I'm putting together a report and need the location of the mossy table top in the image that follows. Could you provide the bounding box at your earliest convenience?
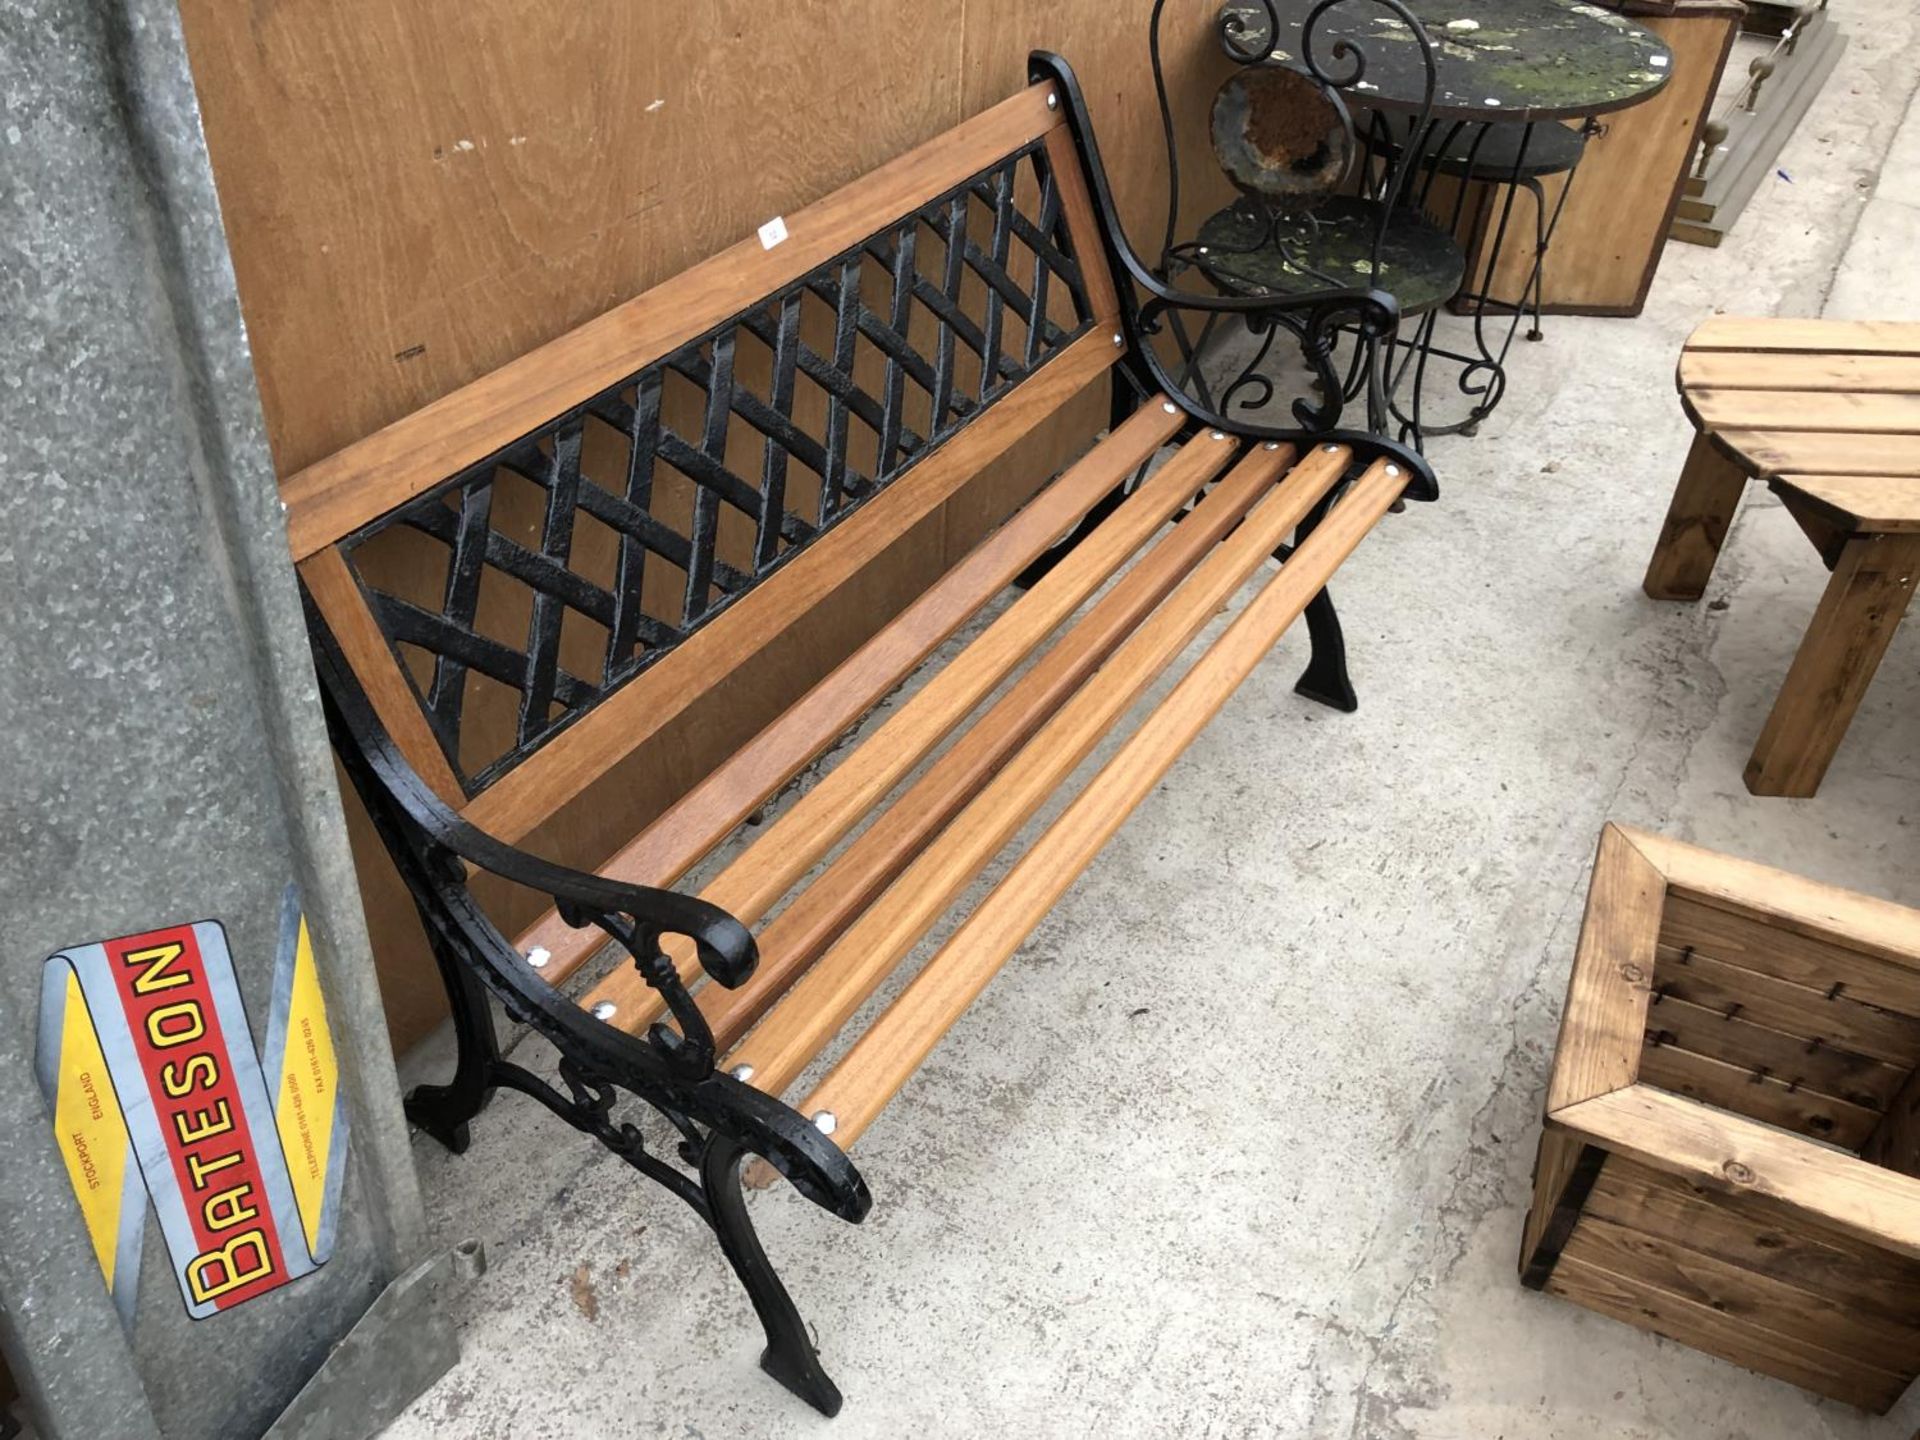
[1222,0,1674,123]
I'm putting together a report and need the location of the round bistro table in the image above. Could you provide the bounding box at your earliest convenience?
[1210,0,1675,442]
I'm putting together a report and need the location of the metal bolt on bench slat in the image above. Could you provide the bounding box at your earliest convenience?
[1210,430,1226,441]
[731,1064,755,1083]
[591,1001,617,1021]
[1161,401,1178,414]
[1046,92,1058,109]
[1323,443,1340,453]
[1112,332,1124,347]
[525,946,551,970]
[812,1111,838,1136]
[1263,441,1280,450]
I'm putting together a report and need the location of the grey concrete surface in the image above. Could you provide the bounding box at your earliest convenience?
[385,11,1920,1438]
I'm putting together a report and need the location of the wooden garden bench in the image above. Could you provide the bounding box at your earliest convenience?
[290,53,1433,1415]
[1644,316,1920,797]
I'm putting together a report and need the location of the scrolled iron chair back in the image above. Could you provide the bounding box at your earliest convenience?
[1134,2,1439,443]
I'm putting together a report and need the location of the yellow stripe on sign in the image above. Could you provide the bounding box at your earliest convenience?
[274,917,340,1255]
[53,970,133,1287]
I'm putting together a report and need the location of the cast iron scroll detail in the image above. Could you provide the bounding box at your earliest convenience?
[1133,3,1450,448]
[310,611,867,1413]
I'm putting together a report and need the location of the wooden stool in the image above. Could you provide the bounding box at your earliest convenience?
[1644,317,1920,797]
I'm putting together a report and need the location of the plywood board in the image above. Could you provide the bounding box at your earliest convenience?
[178,0,1238,1048]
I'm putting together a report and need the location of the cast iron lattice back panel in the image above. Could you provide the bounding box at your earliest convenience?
[339,139,1094,794]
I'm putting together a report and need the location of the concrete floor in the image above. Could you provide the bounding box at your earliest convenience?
[387,13,1920,1438]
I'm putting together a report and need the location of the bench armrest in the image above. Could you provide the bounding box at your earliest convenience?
[1029,48,1438,503]
[305,614,753,1075]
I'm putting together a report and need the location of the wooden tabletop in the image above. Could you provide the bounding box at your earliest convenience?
[1679,316,1920,534]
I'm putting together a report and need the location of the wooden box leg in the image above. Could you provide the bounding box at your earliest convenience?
[1643,432,1751,601]
[1746,533,1920,797]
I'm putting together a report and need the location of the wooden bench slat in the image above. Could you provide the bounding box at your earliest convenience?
[721,442,1352,1099]
[1709,429,1920,479]
[1042,126,1122,330]
[459,324,1120,841]
[513,398,1184,984]
[1687,389,1920,435]
[1686,317,1920,358]
[579,424,1240,1020]
[1679,351,1920,395]
[795,457,1410,1149]
[279,83,1069,561]
[693,441,1296,1051]
[1774,474,1920,533]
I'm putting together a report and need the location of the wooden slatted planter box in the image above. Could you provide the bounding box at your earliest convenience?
[1521,824,1920,1413]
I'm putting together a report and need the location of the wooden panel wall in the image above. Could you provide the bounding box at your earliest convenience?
[177,0,1238,1049]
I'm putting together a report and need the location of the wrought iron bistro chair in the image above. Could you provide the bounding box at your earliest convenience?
[1150,0,1466,441]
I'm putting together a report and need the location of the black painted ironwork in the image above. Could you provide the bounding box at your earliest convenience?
[1026,51,1437,500]
[1370,109,1594,445]
[1144,1,1458,446]
[310,608,867,1412]
[338,139,1094,794]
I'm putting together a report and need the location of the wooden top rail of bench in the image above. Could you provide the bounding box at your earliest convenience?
[281,82,1086,561]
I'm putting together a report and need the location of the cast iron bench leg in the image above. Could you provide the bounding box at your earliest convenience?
[405,929,501,1154]
[1295,586,1358,713]
[701,1135,845,1416]
[1281,488,1359,712]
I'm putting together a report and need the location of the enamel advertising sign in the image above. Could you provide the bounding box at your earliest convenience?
[35,888,348,1322]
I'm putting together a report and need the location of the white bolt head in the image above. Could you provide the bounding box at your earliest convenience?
[526,947,551,970]
[1387,464,1401,477]
[812,1110,838,1136]
[1322,443,1340,453]
[730,1063,755,1083]
[1198,245,1209,254]
[1161,400,1179,414]
[1112,332,1124,347]
[591,1001,616,1021]
[1263,440,1281,451]
[1046,92,1059,110]
[1210,429,1227,441]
